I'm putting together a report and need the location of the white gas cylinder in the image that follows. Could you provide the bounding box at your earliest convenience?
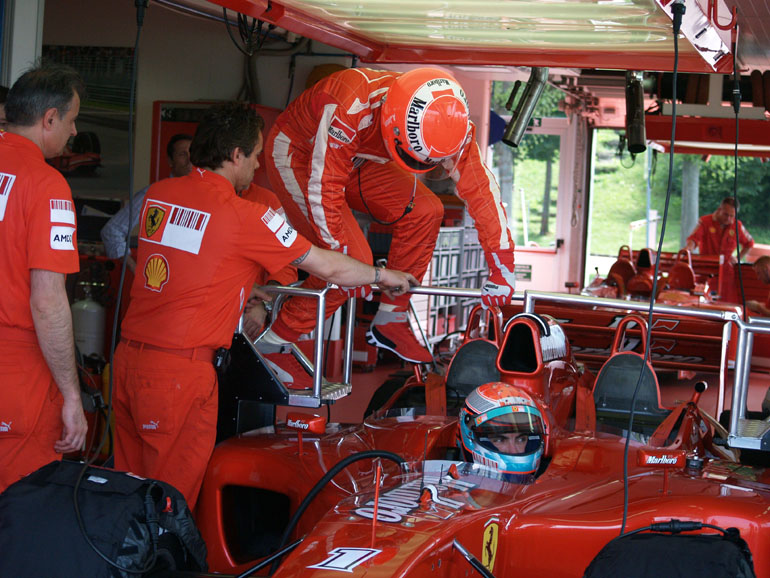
[71,297,105,358]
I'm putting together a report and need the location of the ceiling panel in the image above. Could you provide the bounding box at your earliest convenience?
[208,0,751,73]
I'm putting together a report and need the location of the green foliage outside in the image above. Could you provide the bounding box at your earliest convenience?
[489,80,770,256]
[490,81,564,247]
[592,130,770,256]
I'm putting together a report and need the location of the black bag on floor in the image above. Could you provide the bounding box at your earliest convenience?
[0,460,207,578]
[583,529,755,578]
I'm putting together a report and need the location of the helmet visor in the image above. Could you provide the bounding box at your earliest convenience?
[472,406,545,457]
[394,140,441,173]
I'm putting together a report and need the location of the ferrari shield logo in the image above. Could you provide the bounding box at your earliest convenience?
[145,205,166,237]
[482,521,499,571]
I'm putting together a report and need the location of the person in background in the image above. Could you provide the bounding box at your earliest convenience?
[259,66,516,386]
[685,197,754,303]
[0,85,9,129]
[100,133,192,271]
[747,256,770,317]
[0,64,88,492]
[112,102,416,509]
[685,197,754,265]
[239,182,298,339]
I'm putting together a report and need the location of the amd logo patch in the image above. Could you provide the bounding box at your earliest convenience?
[50,226,76,250]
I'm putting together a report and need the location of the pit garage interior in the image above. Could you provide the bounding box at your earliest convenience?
[2,0,770,576]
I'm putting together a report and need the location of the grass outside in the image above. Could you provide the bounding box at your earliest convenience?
[590,130,683,256]
[492,127,770,278]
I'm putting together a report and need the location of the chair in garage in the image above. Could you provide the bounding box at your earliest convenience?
[666,249,697,292]
[592,315,671,437]
[443,305,503,411]
[606,245,637,297]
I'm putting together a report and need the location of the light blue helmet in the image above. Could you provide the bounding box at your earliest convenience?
[458,382,545,477]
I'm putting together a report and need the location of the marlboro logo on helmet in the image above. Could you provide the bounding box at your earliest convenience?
[381,67,470,174]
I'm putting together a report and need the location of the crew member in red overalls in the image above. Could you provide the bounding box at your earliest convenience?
[0,64,88,492]
[685,197,754,303]
[240,183,298,339]
[260,67,516,384]
[113,103,416,508]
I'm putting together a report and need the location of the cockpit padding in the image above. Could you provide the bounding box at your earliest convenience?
[667,262,696,291]
[593,352,670,435]
[499,323,538,374]
[445,339,500,399]
[636,248,654,269]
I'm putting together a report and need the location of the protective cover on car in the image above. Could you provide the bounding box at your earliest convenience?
[0,460,208,578]
[583,530,755,578]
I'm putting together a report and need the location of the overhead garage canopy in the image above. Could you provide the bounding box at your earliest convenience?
[208,0,734,73]
[646,115,770,157]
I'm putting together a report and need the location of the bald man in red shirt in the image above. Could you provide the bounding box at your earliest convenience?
[685,197,754,264]
[113,103,415,508]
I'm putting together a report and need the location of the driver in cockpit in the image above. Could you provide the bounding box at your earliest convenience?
[457,382,547,484]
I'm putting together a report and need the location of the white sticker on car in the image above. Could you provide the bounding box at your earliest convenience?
[308,548,381,572]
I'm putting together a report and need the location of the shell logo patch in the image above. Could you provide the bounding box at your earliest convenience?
[145,205,166,237]
[144,253,170,292]
[482,520,499,572]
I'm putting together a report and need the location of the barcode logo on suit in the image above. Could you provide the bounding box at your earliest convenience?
[141,198,210,255]
[0,172,16,221]
[50,199,75,225]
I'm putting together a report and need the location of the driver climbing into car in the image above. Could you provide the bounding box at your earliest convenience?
[256,67,516,387]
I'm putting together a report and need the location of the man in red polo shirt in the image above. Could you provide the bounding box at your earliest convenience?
[0,64,88,492]
[685,197,754,264]
[113,103,415,509]
[685,197,754,303]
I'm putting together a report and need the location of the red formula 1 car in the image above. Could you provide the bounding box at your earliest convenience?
[584,246,720,303]
[47,131,101,175]
[195,295,770,577]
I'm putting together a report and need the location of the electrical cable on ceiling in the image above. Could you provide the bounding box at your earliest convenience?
[222,7,278,102]
[618,0,686,537]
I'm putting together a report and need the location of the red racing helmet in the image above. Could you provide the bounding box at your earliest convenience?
[381,68,470,174]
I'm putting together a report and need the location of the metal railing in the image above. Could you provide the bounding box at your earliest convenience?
[242,285,769,451]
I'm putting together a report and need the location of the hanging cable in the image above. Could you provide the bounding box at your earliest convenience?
[357,167,415,226]
[730,25,748,321]
[619,0,686,537]
[71,2,162,574]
